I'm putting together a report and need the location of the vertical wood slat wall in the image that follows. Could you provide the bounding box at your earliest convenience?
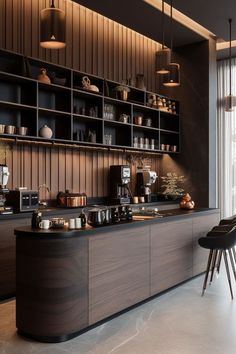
[0,0,162,198]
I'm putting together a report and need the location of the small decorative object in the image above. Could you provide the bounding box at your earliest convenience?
[114,84,130,101]
[39,125,53,139]
[81,76,99,92]
[135,73,146,90]
[37,68,51,84]
[160,172,185,200]
[179,193,195,210]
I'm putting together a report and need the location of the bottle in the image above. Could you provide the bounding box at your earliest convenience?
[79,212,86,227]
[31,210,42,229]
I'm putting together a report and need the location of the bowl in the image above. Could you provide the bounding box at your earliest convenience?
[53,77,67,86]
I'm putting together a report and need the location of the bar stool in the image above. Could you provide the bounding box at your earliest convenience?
[198,226,236,299]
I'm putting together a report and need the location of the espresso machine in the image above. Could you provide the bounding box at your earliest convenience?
[136,167,157,203]
[0,164,12,214]
[109,165,132,204]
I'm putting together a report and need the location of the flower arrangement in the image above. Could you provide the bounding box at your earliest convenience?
[160,172,185,200]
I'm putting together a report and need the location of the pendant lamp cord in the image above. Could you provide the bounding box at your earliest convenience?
[229,18,232,95]
[51,0,55,8]
[162,0,164,49]
[170,0,173,61]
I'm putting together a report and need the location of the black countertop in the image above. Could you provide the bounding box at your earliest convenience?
[14,207,220,239]
[0,201,179,220]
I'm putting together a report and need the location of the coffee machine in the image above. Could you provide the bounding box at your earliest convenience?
[0,164,12,214]
[136,167,157,203]
[109,165,132,204]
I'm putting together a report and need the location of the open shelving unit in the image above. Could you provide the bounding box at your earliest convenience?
[0,48,180,153]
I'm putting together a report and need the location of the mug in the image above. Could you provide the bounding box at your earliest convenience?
[75,217,82,229]
[69,218,76,229]
[132,196,139,204]
[139,196,145,203]
[39,220,52,230]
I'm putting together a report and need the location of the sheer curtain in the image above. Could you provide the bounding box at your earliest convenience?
[218,58,236,217]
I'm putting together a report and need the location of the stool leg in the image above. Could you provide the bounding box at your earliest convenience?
[223,250,234,300]
[216,250,223,274]
[232,247,236,264]
[229,248,236,282]
[210,250,218,283]
[202,249,214,297]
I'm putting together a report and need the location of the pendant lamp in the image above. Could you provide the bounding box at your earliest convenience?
[225,19,235,112]
[155,0,171,74]
[163,0,180,87]
[40,0,66,49]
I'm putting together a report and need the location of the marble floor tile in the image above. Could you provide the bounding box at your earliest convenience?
[1,269,236,354]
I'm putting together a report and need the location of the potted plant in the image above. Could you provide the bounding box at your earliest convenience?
[160,172,185,200]
[114,83,130,101]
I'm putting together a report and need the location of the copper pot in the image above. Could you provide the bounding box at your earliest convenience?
[57,190,87,207]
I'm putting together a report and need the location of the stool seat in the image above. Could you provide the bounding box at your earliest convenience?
[198,226,236,299]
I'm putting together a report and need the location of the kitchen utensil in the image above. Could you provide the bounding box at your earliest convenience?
[119,114,129,123]
[144,118,152,127]
[39,219,52,230]
[134,116,143,125]
[5,125,15,134]
[57,190,87,207]
[17,126,28,136]
[0,124,5,134]
[37,68,51,84]
[87,208,105,227]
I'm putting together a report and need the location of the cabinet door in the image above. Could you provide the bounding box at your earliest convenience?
[89,226,150,325]
[192,213,220,276]
[0,218,31,299]
[150,219,193,296]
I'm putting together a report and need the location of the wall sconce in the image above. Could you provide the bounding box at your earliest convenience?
[40,0,66,49]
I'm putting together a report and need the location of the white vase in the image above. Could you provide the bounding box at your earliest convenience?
[39,125,53,139]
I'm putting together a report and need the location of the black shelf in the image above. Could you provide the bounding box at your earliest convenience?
[0,48,180,154]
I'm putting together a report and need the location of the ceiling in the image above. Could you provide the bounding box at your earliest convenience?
[73,0,236,59]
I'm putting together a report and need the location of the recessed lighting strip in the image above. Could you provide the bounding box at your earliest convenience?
[143,0,215,40]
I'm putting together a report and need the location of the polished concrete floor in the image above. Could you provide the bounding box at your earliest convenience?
[1,270,236,354]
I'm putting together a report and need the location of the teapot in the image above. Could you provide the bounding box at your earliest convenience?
[81,76,99,92]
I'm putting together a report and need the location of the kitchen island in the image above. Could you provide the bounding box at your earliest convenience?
[15,208,220,343]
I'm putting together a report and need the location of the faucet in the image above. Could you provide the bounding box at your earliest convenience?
[38,184,50,208]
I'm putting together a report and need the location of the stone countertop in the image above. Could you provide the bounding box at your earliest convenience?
[14,207,220,239]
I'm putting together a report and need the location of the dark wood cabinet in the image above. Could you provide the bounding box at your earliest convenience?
[150,219,193,295]
[0,218,31,300]
[0,48,180,153]
[88,226,150,324]
[192,213,220,276]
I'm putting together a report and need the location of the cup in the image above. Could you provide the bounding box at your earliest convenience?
[144,138,149,149]
[139,196,145,203]
[165,144,170,151]
[132,196,139,204]
[160,144,165,151]
[39,220,52,230]
[75,217,82,229]
[150,139,155,150]
[170,145,177,152]
[139,137,144,149]
[69,218,76,229]
[5,125,15,134]
[133,136,138,148]
[17,126,28,136]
